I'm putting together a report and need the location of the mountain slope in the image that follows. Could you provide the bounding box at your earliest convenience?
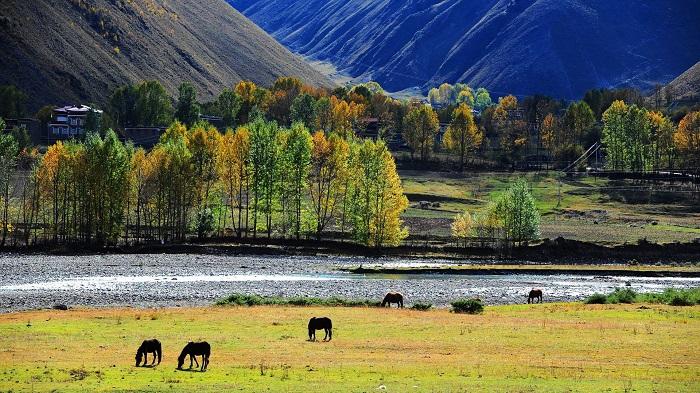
[666,61,700,100]
[0,0,331,110]
[231,0,700,99]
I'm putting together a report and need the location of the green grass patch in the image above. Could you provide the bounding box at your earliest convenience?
[215,293,381,307]
[585,287,700,306]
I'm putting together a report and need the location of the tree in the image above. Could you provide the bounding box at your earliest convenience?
[493,178,540,244]
[403,105,439,161]
[290,93,317,130]
[216,88,242,129]
[0,85,27,119]
[675,111,700,170]
[473,88,492,112]
[602,100,628,170]
[442,103,483,170]
[248,119,280,238]
[36,105,55,133]
[0,132,19,246]
[280,123,312,239]
[217,127,250,237]
[451,211,473,247]
[109,84,139,129]
[235,81,270,124]
[348,139,408,247]
[329,96,365,139]
[309,131,349,239]
[84,106,102,134]
[493,95,527,165]
[647,111,675,170]
[135,81,174,126]
[175,82,200,126]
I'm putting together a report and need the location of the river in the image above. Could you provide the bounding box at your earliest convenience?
[1,254,698,311]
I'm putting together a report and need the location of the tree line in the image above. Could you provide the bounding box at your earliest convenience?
[0,114,408,247]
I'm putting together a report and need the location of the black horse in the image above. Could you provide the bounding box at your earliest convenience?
[135,339,162,367]
[308,317,333,341]
[528,289,543,304]
[177,342,210,371]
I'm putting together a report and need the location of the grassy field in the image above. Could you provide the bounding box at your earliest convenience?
[1,304,699,392]
[401,170,700,245]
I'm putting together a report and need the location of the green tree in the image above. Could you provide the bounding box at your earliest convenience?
[216,88,242,129]
[403,105,439,161]
[290,93,317,130]
[493,178,540,244]
[84,105,102,135]
[474,88,492,112]
[0,131,19,246]
[248,119,280,238]
[602,100,628,170]
[175,82,201,126]
[135,81,173,126]
[280,123,312,239]
[0,85,27,119]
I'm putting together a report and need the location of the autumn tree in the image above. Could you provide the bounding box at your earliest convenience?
[348,139,408,247]
[403,105,439,161]
[329,96,365,139]
[235,81,270,124]
[451,211,473,247]
[675,111,700,170]
[493,95,527,165]
[443,103,483,170]
[647,111,675,170]
[309,131,349,239]
[217,127,250,237]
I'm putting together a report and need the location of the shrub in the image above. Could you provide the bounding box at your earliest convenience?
[451,298,484,314]
[584,293,608,304]
[216,294,380,307]
[607,288,638,304]
[410,302,433,311]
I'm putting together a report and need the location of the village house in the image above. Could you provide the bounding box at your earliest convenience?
[47,105,102,143]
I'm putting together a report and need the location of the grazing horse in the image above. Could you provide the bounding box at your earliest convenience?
[177,342,210,371]
[528,289,543,304]
[135,339,162,367]
[308,317,332,341]
[381,292,404,308]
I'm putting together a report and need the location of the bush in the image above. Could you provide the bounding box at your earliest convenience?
[410,302,433,311]
[584,293,608,304]
[451,298,484,314]
[607,288,638,304]
[216,294,380,307]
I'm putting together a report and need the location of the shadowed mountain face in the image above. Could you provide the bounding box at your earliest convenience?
[0,0,331,110]
[231,0,700,98]
[666,61,700,100]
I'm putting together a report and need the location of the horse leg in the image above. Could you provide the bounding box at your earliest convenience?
[151,352,156,365]
[143,353,147,365]
[192,355,199,368]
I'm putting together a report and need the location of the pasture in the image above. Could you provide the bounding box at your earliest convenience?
[1,304,699,392]
[400,170,700,245]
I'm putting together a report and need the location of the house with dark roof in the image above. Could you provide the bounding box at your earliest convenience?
[47,105,102,143]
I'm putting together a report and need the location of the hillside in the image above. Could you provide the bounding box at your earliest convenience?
[666,61,700,101]
[0,0,331,111]
[231,0,700,99]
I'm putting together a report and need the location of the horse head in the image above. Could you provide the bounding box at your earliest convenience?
[135,351,143,367]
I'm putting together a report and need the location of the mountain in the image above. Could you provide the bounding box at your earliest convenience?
[666,61,700,101]
[230,0,700,99]
[0,0,331,111]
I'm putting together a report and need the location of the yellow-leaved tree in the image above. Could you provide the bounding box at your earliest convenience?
[674,111,700,169]
[442,103,483,170]
[451,211,474,247]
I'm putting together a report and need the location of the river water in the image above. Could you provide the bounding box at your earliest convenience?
[1,254,698,311]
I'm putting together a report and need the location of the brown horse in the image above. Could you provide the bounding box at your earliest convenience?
[135,339,162,367]
[528,289,543,304]
[308,317,332,341]
[381,292,404,308]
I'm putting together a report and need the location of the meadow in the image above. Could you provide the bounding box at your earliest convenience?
[1,304,698,392]
[400,170,700,245]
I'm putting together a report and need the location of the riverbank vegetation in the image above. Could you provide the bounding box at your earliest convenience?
[585,287,700,306]
[1,304,698,392]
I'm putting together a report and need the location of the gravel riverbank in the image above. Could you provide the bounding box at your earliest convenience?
[1,253,699,312]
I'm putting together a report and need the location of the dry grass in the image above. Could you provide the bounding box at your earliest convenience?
[0,304,698,392]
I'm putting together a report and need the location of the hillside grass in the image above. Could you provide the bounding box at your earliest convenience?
[1,304,698,392]
[401,170,700,245]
